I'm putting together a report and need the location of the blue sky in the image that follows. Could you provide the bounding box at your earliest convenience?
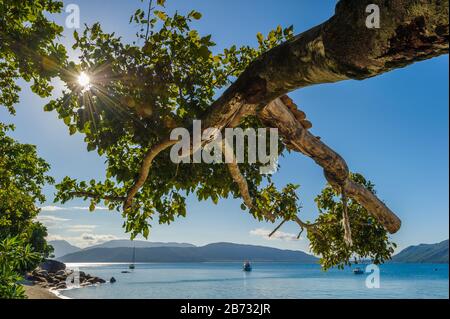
[1,0,448,251]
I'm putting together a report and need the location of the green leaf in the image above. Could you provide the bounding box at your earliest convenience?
[69,125,77,135]
[155,10,167,21]
[199,46,210,59]
[192,12,202,20]
[256,32,264,44]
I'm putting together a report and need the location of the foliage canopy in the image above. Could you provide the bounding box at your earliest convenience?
[0,0,402,270]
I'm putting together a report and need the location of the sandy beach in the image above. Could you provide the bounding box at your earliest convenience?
[23,285,60,299]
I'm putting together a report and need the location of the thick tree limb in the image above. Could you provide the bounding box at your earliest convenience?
[69,0,447,236]
[125,0,447,219]
[190,1,447,234]
[202,0,448,133]
[259,97,402,233]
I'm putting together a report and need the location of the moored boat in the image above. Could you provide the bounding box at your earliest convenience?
[353,267,364,275]
[243,261,252,272]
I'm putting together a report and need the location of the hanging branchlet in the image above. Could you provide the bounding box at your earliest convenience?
[269,218,287,237]
[297,227,304,239]
[341,186,353,247]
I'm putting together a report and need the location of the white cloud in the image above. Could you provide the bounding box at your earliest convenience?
[37,215,71,222]
[250,228,300,241]
[67,224,97,233]
[36,215,71,229]
[47,233,121,248]
[72,206,110,211]
[40,206,67,212]
[37,216,97,234]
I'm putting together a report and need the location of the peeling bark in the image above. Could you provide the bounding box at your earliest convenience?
[259,98,402,234]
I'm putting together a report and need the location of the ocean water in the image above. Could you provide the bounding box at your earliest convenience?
[59,263,449,299]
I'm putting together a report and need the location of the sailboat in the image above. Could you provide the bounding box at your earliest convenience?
[129,246,136,270]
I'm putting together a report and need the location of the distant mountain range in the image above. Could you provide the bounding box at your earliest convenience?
[49,240,195,258]
[50,240,82,258]
[57,242,319,263]
[51,239,449,264]
[89,239,195,250]
[392,240,448,264]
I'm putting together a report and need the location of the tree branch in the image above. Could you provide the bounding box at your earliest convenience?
[223,138,320,231]
[201,0,448,133]
[123,139,177,211]
[259,97,401,233]
[145,0,153,41]
[77,0,447,234]
[68,191,126,202]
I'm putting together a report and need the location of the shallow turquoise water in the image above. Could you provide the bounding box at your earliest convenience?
[60,263,449,299]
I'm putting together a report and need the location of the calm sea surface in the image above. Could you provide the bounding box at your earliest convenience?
[59,263,449,299]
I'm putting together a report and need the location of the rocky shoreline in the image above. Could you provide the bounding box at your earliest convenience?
[25,260,106,291]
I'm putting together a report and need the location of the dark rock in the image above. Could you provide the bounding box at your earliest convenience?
[110,277,116,283]
[55,283,67,290]
[56,270,66,276]
[34,269,49,277]
[34,276,48,283]
[55,275,66,281]
[39,260,66,273]
[89,277,105,284]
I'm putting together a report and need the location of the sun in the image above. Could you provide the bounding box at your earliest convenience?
[78,72,91,91]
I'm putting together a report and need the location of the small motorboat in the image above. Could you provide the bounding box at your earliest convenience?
[353,267,364,275]
[243,261,252,272]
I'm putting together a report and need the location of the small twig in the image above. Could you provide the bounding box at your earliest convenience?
[269,218,287,237]
[68,191,126,202]
[341,186,353,246]
[145,0,153,41]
